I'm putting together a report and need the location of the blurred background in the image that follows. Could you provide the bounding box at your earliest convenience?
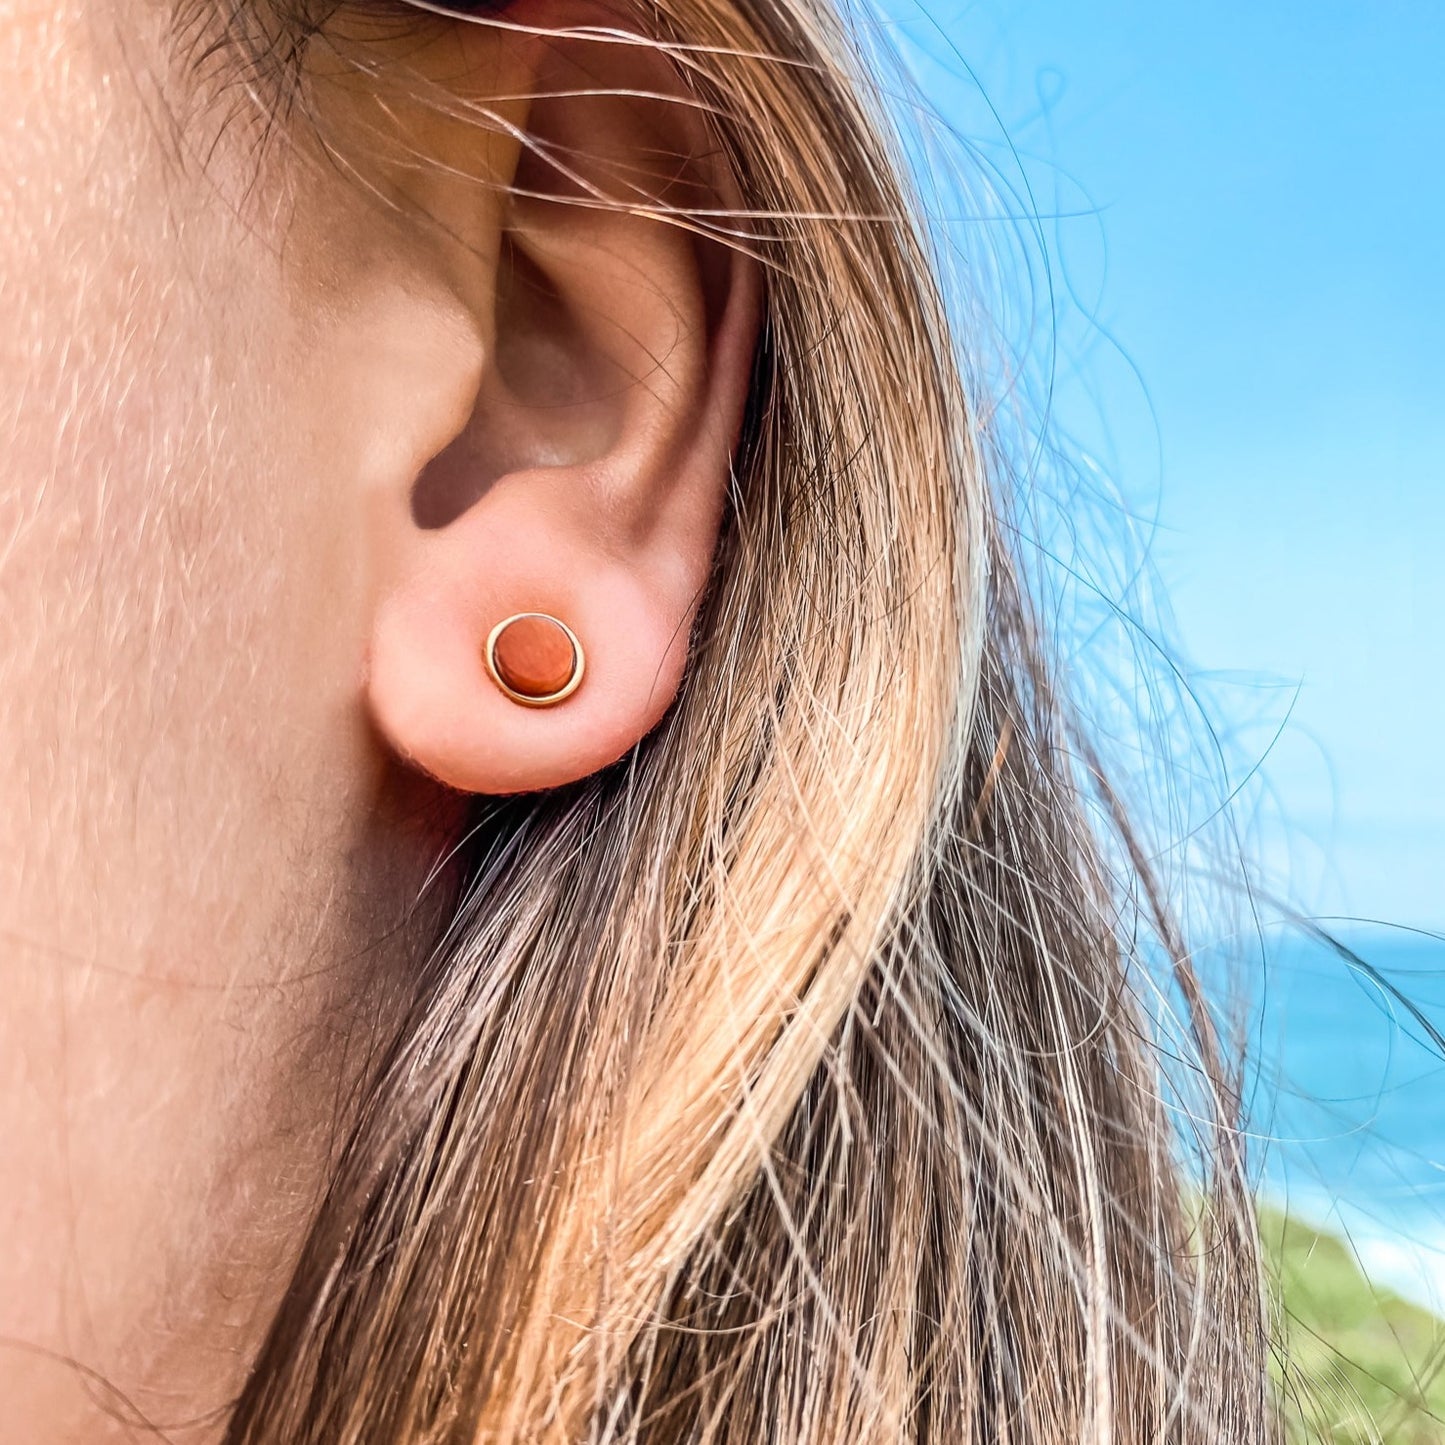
[869,0,1445,1428]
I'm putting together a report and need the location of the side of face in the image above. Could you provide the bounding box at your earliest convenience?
[0,0,756,1437]
[0,2,421,1435]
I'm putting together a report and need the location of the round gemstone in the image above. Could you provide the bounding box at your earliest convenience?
[490,614,578,700]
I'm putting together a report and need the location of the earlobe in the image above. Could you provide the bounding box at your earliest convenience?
[368,490,695,794]
[348,12,760,795]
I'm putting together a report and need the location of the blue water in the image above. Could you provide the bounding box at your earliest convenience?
[1248,928,1445,1304]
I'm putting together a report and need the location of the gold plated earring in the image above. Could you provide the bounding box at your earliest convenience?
[485,612,585,707]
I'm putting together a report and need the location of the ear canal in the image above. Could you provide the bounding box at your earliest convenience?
[411,233,622,533]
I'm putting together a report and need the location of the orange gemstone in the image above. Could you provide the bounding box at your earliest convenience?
[490,614,578,700]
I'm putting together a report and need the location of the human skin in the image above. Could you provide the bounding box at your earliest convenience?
[0,1,755,1438]
[0,3,445,1436]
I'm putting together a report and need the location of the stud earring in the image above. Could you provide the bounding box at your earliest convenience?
[485,612,585,707]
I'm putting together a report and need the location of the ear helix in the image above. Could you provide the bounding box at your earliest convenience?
[484,612,586,708]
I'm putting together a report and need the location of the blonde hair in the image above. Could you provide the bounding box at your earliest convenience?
[205,0,1274,1438]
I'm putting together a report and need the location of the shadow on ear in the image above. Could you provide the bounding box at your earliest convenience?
[311,3,760,794]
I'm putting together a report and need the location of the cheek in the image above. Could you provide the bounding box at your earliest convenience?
[0,0,387,1413]
[0,37,372,968]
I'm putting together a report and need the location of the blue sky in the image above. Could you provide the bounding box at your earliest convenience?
[877,0,1445,929]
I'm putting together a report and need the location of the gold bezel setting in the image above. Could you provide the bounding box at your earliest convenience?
[484,612,586,708]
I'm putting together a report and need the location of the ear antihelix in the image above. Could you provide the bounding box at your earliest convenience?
[484,611,586,707]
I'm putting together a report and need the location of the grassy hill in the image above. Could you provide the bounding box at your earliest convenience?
[1267,1208,1445,1443]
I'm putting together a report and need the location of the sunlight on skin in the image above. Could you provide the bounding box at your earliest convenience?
[0,4,449,1435]
[0,0,756,1435]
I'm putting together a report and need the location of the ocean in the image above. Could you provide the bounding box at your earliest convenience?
[1249,927,1445,1308]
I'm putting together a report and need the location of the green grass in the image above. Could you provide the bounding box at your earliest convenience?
[1266,1207,1445,1443]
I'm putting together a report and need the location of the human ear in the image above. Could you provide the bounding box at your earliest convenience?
[311,5,759,795]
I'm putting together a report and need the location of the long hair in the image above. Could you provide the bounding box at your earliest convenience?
[193,0,1276,1438]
